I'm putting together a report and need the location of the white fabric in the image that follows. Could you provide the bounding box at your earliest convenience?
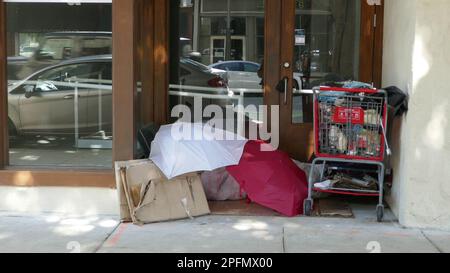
[150,123,248,179]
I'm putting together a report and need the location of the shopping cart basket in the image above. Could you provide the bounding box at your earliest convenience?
[303,86,391,222]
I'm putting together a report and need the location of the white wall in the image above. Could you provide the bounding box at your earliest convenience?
[382,0,417,223]
[383,0,450,230]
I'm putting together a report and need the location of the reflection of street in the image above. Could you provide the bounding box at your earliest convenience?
[9,135,112,168]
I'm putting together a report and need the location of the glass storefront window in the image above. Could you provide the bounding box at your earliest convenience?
[6,2,113,168]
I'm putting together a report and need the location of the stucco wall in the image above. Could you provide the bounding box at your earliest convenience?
[383,0,450,230]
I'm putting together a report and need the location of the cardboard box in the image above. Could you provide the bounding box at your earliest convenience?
[115,160,210,224]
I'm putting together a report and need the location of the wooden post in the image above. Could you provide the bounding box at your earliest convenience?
[112,0,137,161]
[153,0,169,125]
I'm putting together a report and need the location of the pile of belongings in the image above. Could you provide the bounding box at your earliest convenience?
[117,122,310,224]
[226,140,309,216]
[314,173,379,191]
[201,168,246,201]
[150,122,248,179]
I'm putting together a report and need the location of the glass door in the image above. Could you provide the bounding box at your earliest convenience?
[169,0,265,138]
[166,0,381,161]
[277,0,379,161]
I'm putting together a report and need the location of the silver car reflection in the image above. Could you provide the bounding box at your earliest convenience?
[8,55,113,137]
[8,55,228,136]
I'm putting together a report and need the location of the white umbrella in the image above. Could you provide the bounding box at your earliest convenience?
[150,122,248,179]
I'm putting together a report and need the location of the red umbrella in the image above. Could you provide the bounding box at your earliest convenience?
[226,140,309,217]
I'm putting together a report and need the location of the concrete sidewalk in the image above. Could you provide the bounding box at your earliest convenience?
[0,205,449,253]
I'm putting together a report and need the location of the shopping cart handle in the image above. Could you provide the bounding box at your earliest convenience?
[319,86,379,94]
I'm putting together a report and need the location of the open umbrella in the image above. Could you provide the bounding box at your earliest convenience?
[226,140,309,217]
[150,122,248,179]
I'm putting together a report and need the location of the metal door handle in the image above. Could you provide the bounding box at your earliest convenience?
[276,77,289,105]
[283,77,288,105]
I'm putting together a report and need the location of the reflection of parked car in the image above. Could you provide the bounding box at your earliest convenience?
[209,61,260,90]
[10,32,112,80]
[20,46,39,58]
[7,56,29,82]
[209,61,302,90]
[8,55,113,136]
[179,58,228,89]
[172,58,229,115]
[8,55,228,136]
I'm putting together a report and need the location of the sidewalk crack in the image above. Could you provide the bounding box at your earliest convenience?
[93,222,122,253]
[421,230,444,253]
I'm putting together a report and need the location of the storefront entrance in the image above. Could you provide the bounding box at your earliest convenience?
[168,0,383,162]
[0,0,383,188]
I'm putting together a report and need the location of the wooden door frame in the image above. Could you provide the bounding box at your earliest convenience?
[359,0,384,88]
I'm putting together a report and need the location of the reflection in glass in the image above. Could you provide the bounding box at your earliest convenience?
[294,0,361,89]
[170,0,265,137]
[7,3,112,168]
[292,0,361,124]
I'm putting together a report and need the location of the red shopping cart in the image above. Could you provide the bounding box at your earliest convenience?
[303,86,391,222]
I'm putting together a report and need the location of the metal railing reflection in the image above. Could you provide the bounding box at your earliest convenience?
[169,84,264,136]
[169,84,314,136]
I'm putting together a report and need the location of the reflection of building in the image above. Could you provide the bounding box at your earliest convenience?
[181,0,264,65]
[6,3,111,57]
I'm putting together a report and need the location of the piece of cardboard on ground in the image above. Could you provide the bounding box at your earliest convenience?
[314,198,354,218]
[209,200,281,217]
[115,159,210,224]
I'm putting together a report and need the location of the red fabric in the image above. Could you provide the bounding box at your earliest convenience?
[226,140,309,217]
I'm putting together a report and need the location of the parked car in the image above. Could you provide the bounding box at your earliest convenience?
[208,61,261,90]
[8,55,113,136]
[10,31,112,80]
[20,46,39,58]
[178,58,228,89]
[7,56,29,82]
[209,60,302,91]
[8,55,228,136]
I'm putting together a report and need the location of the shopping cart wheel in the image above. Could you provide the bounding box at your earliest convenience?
[377,205,384,222]
[304,199,313,216]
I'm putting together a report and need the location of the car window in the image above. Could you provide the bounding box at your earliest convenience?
[180,58,211,72]
[243,63,260,73]
[214,64,226,70]
[220,62,243,72]
[35,62,110,92]
[180,67,191,77]
[94,62,113,89]
[80,38,112,56]
[38,38,74,60]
